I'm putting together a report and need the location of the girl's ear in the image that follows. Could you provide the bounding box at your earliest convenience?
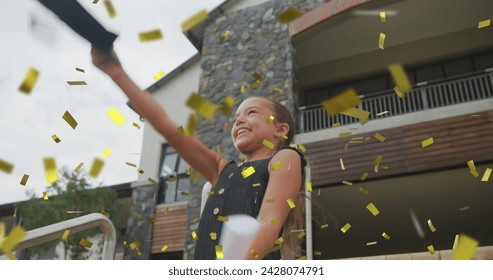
[274,122,289,138]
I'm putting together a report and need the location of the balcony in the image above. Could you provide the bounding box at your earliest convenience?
[299,71,493,133]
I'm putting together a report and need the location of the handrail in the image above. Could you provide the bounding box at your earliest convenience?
[1,213,116,260]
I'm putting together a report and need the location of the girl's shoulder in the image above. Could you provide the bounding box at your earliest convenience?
[269,146,307,174]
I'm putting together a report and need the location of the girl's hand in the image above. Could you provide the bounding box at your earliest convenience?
[91,47,123,79]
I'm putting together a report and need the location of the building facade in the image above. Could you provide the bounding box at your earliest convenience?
[126,0,493,260]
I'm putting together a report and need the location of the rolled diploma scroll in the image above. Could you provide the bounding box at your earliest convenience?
[218,214,260,259]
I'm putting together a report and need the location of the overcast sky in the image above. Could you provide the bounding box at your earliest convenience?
[0,0,225,205]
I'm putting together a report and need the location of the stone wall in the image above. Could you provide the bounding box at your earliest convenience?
[123,184,157,259]
[184,0,327,260]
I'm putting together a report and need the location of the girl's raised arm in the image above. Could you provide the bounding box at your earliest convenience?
[92,48,228,185]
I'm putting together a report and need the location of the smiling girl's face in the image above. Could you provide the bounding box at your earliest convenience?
[231,97,288,156]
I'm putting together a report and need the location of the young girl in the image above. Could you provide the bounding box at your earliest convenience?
[91,48,307,260]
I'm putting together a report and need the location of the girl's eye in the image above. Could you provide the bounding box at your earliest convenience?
[248,110,257,115]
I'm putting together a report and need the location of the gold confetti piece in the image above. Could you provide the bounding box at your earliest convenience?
[481,168,492,182]
[93,0,99,4]
[221,96,235,115]
[314,251,322,256]
[102,148,112,158]
[18,68,39,94]
[62,230,70,241]
[287,198,296,209]
[177,126,186,136]
[43,192,49,200]
[216,215,229,222]
[271,161,284,171]
[265,245,281,254]
[13,208,17,218]
[250,249,259,259]
[100,210,109,216]
[139,29,163,42]
[389,64,412,94]
[154,70,165,80]
[181,9,208,32]
[0,159,14,174]
[377,111,389,117]
[135,247,142,256]
[467,160,477,171]
[332,122,341,128]
[427,245,435,255]
[43,157,57,184]
[452,234,460,250]
[75,67,85,73]
[374,133,386,142]
[342,181,353,186]
[276,6,302,23]
[266,115,275,123]
[374,164,379,173]
[240,84,246,93]
[190,172,201,180]
[270,218,279,225]
[380,11,386,23]
[366,203,380,216]
[470,169,480,177]
[123,241,129,248]
[132,211,142,220]
[360,172,369,181]
[72,162,84,173]
[181,191,189,196]
[209,232,217,240]
[421,137,434,148]
[364,136,372,141]
[241,166,255,178]
[148,217,156,223]
[129,240,140,250]
[20,174,29,186]
[297,231,306,239]
[393,86,406,99]
[374,155,383,166]
[378,33,386,49]
[51,134,61,143]
[460,206,470,211]
[341,223,351,233]
[366,241,377,246]
[321,224,329,229]
[191,231,198,240]
[137,168,145,174]
[298,144,307,153]
[382,232,391,240]
[185,92,217,120]
[103,0,116,18]
[132,122,141,129]
[322,88,361,116]
[62,111,78,129]
[79,239,93,248]
[274,237,284,245]
[306,182,312,192]
[66,81,87,86]
[148,177,158,185]
[252,183,261,187]
[161,245,168,252]
[220,30,231,42]
[339,158,345,170]
[66,210,83,214]
[359,187,368,195]
[0,225,26,254]
[89,158,105,178]
[478,19,491,29]
[252,72,264,82]
[342,107,370,123]
[107,107,126,126]
[297,255,307,260]
[339,132,352,138]
[266,199,275,203]
[164,208,170,214]
[351,137,364,141]
[274,87,283,93]
[125,162,136,168]
[428,219,437,232]
[251,80,262,89]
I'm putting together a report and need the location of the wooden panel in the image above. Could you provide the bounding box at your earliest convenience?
[151,204,188,253]
[304,110,493,186]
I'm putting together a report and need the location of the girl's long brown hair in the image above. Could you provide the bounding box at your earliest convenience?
[252,96,306,259]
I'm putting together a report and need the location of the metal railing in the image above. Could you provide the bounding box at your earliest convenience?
[299,72,493,133]
[1,213,116,260]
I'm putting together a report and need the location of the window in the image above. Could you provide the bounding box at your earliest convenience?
[157,145,191,204]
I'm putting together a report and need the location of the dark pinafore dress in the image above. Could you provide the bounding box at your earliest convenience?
[193,147,306,260]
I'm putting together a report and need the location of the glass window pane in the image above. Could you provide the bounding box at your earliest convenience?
[178,158,191,173]
[176,178,190,202]
[164,181,178,204]
[161,153,178,177]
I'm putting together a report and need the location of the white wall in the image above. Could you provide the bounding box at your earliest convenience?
[137,58,202,182]
[224,0,269,13]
